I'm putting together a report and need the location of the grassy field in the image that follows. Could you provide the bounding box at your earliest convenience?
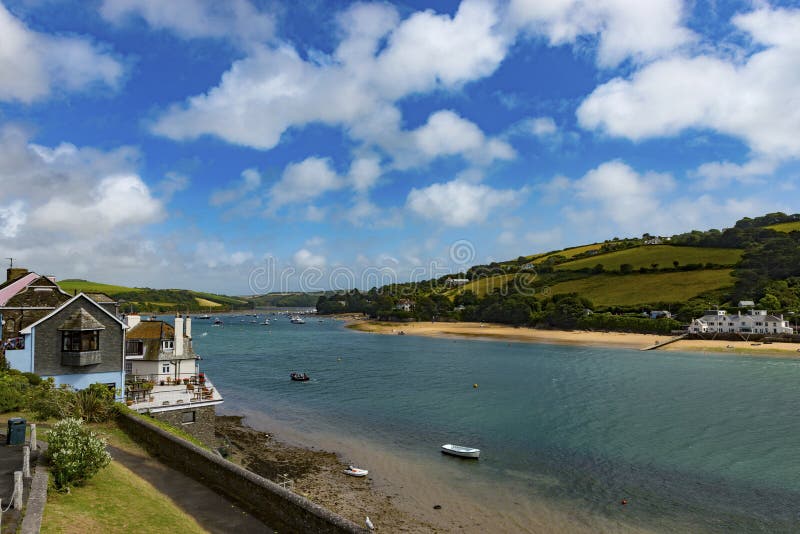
[41,457,208,534]
[195,297,223,307]
[532,243,604,264]
[57,279,138,296]
[539,269,735,306]
[454,273,516,296]
[556,245,743,271]
[766,221,800,232]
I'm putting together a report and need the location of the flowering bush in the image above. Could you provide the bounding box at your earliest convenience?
[46,418,111,490]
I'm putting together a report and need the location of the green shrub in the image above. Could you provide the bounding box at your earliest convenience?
[47,418,111,490]
[73,384,116,423]
[30,381,75,421]
[0,371,29,412]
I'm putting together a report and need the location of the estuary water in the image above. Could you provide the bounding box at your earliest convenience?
[190,316,800,532]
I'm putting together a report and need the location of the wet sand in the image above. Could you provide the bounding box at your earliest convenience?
[345,319,800,358]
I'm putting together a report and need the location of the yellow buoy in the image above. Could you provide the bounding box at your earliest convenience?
[473,383,478,388]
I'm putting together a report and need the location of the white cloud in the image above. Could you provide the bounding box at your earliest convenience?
[577,6,800,159]
[30,174,164,235]
[152,1,511,168]
[194,240,254,269]
[508,0,694,67]
[158,172,190,200]
[0,201,26,238]
[210,168,261,206]
[348,157,382,193]
[0,2,123,103]
[406,179,523,227]
[268,157,343,212]
[0,125,163,239]
[411,110,515,164]
[551,159,771,238]
[572,160,675,227]
[293,248,326,269]
[693,158,778,189]
[100,0,273,46]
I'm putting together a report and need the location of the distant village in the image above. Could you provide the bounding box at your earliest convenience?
[0,266,223,442]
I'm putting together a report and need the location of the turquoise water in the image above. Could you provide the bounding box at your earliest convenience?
[190,316,800,532]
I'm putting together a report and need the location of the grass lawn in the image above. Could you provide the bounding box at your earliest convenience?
[540,269,735,306]
[766,221,800,233]
[557,245,742,271]
[453,274,516,297]
[41,460,208,534]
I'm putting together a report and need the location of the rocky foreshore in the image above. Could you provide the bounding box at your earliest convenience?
[214,415,438,532]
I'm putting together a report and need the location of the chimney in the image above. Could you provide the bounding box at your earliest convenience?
[7,267,28,282]
[185,316,192,339]
[126,314,141,329]
[174,316,184,357]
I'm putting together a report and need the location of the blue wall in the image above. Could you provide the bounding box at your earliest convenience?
[49,371,126,400]
[5,332,33,373]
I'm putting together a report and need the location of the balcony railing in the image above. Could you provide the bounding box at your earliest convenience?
[125,376,222,410]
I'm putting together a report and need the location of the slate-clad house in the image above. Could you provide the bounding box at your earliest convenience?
[0,268,72,347]
[7,293,127,395]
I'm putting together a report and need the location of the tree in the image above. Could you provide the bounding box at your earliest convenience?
[758,293,781,311]
[592,264,605,274]
[620,263,633,274]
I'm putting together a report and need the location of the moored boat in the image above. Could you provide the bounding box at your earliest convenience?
[441,444,480,459]
[290,315,306,324]
[343,466,368,477]
[290,372,310,381]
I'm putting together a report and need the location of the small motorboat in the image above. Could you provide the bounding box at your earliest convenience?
[441,444,480,459]
[262,318,271,325]
[290,372,310,381]
[213,318,223,326]
[198,314,211,319]
[290,315,306,324]
[343,465,369,477]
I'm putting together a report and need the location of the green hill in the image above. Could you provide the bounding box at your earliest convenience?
[556,245,742,271]
[58,279,250,312]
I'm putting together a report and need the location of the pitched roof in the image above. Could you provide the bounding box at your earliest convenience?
[58,308,106,331]
[0,273,40,306]
[127,320,175,340]
[20,293,127,334]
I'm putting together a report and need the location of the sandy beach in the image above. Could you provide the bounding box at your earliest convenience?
[345,319,800,358]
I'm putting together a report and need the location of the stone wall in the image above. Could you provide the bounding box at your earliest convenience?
[151,405,217,445]
[33,295,123,377]
[117,412,366,534]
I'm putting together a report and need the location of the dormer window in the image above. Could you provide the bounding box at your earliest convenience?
[163,340,174,350]
[58,308,105,366]
[62,330,100,351]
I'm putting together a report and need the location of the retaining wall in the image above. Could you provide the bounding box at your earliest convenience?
[116,412,366,533]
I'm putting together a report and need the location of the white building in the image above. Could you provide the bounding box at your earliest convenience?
[395,299,414,312]
[444,278,469,287]
[688,310,793,335]
[124,314,223,415]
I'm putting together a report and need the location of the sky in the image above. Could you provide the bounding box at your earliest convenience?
[1,0,800,295]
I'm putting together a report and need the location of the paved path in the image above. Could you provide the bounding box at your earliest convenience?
[108,446,272,534]
[0,438,24,534]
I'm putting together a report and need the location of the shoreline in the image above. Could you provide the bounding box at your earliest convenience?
[344,318,800,358]
[215,414,439,532]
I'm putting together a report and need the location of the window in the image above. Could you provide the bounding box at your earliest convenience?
[126,340,144,355]
[162,363,170,374]
[163,340,174,350]
[181,411,196,424]
[125,361,133,374]
[61,330,100,352]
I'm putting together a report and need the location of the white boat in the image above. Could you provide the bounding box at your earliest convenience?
[290,316,305,324]
[343,466,369,477]
[197,314,211,319]
[261,318,271,325]
[441,444,480,459]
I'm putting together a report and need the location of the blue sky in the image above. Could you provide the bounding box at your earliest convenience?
[1,0,799,294]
